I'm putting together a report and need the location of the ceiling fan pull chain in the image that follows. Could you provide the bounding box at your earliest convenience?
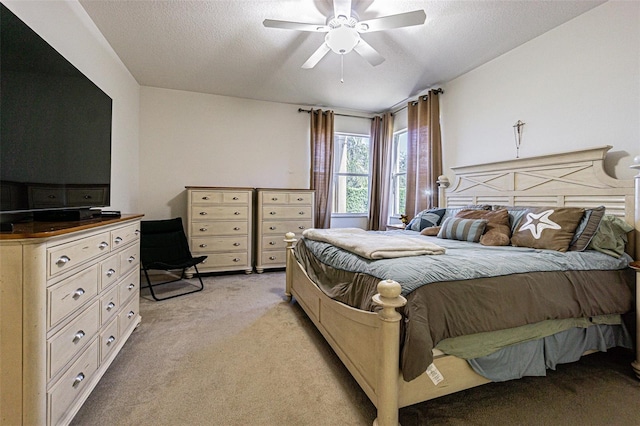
[340,54,344,83]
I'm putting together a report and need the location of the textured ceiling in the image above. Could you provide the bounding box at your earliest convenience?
[79,0,605,113]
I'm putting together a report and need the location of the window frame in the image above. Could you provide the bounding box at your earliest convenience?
[389,129,408,220]
[331,132,372,217]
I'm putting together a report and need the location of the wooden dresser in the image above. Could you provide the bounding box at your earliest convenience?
[0,215,143,425]
[255,189,314,273]
[186,187,254,274]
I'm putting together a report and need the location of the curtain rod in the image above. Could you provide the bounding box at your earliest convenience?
[297,108,373,120]
[392,88,444,114]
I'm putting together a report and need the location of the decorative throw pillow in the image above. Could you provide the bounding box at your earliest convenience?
[437,217,488,242]
[455,208,511,246]
[493,205,534,234]
[441,205,492,222]
[569,206,605,251]
[586,215,633,258]
[420,226,441,236]
[406,208,446,232]
[510,207,585,252]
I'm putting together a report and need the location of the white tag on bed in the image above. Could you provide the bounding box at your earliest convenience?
[426,363,444,385]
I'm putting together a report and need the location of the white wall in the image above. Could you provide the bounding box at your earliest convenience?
[3,1,141,213]
[440,1,639,181]
[139,87,311,220]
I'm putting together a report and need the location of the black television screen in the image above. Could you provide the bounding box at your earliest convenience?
[0,4,112,215]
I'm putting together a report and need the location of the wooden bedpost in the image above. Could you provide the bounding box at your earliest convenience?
[372,280,407,426]
[631,157,640,380]
[437,175,450,208]
[284,232,297,300]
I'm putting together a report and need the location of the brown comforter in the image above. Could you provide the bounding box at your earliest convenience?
[294,238,635,381]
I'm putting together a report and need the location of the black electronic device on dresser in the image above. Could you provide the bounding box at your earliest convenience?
[0,4,113,224]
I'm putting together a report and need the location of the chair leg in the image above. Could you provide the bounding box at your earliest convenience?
[140,266,205,301]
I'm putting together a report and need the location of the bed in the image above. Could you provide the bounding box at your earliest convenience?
[284,145,640,426]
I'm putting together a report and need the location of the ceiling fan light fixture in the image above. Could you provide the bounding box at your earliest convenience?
[325,25,359,54]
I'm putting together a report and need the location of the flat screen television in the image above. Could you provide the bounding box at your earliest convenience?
[0,4,112,219]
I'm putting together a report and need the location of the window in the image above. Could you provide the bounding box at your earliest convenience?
[390,130,407,217]
[332,133,371,215]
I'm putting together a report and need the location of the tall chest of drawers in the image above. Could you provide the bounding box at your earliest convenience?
[255,189,314,273]
[186,187,254,274]
[0,215,143,426]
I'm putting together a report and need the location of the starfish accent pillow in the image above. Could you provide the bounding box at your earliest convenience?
[510,207,585,252]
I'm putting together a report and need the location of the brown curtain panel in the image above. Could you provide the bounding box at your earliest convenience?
[405,90,442,217]
[367,112,394,230]
[309,109,334,229]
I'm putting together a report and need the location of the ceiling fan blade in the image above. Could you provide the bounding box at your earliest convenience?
[357,10,426,33]
[263,19,329,32]
[333,0,352,20]
[302,43,331,69]
[353,39,385,66]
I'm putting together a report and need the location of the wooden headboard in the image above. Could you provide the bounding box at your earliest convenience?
[437,145,639,259]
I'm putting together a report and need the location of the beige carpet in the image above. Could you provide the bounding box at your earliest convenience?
[72,272,640,426]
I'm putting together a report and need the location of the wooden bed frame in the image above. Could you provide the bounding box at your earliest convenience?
[284,146,640,426]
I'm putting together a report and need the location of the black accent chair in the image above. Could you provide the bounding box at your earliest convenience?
[140,218,207,301]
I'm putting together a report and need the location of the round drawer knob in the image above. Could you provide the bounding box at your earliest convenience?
[72,288,85,299]
[297,198,303,201]
[233,197,239,200]
[202,196,210,200]
[99,242,109,249]
[72,330,86,343]
[299,211,305,215]
[199,212,207,215]
[200,228,208,232]
[269,241,276,245]
[114,237,123,244]
[234,227,241,231]
[127,311,135,319]
[200,244,207,248]
[56,255,71,266]
[269,256,276,260]
[270,226,276,230]
[106,269,116,277]
[233,258,240,262]
[107,302,116,311]
[233,242,240,246]
[72,373,85,388]
[107,336,116,345]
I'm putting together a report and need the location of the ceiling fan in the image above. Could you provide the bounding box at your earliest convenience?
[263,0,426,70]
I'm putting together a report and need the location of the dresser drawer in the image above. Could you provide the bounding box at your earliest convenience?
[119,244,139,276]
[66,187,108,207]
[100,318,119,363]
[260,250,286,265]
[262,206,312,220]
[48,302,100,380]
[100,254,119,291]
[49,340,99,426]
[261,192,313,205]
[28,187,66,208]
[119,296,139,336]
[261,220,312,235]
[191,236,248,253]
[100,286,119,326]
[48,232,110,277]
[192,206,249,220]
[118,269,139,305]
[261,235,298,250]
[200,252,249,269]
[48,265,99,328]
[190,221,248,236]
[111,222,141,249]
[190,190,250,205]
